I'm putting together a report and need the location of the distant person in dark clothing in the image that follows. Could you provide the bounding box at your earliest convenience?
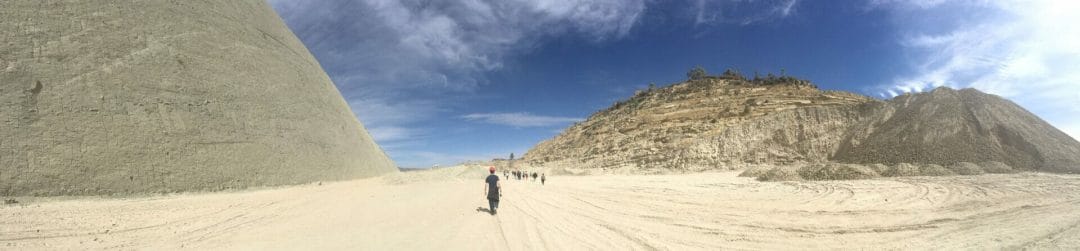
[484,166,501,215]
[541,173,546,185]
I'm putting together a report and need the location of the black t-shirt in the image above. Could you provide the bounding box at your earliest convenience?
[485,174,500,199]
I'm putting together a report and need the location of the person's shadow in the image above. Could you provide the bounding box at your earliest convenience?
[475,207,494,215]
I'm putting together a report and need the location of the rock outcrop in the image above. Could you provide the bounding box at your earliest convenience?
[1,0,396,196]
[524,75,1080,176]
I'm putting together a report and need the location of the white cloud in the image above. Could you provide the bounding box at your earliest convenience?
[462,112,582,127]
[875,0,1080,140]
[269,0,806,166]
[367,126,420,142]
[270,0,646,144]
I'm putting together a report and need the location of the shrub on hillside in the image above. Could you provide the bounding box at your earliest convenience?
[719,68,745,80]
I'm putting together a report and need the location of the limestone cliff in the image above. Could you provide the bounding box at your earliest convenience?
[524,77,876,172]
[1,0,396,196]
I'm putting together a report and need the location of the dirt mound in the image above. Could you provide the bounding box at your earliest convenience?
[0,0,396,196]
[751,165,804,182]
[797,163,880,180]
[980,161,1016,174]
[918,164,955,176]
[948,162,986,175]
[881,163,921,177]
[834,87,1080,173]
[739,162,973,181]
[738,165,776,178]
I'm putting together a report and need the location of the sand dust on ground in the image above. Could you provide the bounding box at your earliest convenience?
[3,168,1080,250]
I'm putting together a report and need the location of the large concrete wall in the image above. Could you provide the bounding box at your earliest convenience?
[1,0,397,196]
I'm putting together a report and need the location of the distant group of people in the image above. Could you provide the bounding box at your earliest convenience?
[484,167,547,216]
[505,170,545,185]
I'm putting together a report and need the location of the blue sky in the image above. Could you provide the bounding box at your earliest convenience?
[269,0,1080,168]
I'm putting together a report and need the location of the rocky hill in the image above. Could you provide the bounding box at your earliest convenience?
[524,75,876,172]
[523,72,1080,177]
[0,0,396,196]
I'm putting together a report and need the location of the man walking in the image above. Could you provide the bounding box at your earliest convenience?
[484,166,501,215]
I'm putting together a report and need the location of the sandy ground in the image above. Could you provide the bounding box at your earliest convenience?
[3,168,1080,250]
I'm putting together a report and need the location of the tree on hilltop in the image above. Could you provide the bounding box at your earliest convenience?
[687,66,707,80]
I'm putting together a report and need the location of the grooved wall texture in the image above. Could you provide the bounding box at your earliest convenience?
[1,0,397,196]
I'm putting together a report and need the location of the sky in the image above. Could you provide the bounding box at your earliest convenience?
[268,0,1080,168]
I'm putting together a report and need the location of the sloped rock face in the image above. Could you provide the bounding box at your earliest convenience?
[524,78,876,172]
[525,77,1080,175]
[1,0,396,196]
[833,87,1080,173]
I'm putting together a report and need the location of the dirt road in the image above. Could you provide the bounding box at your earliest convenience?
[3,169,1080,250]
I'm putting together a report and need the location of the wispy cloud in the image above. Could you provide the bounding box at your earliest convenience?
[866,0,951,10]
[873,0,1080,140]
[462,113,583,127]
[693,0,801,25]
